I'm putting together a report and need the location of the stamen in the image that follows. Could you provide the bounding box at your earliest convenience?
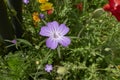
[53,33,59,38]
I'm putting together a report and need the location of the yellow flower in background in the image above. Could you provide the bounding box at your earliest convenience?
[40,2,53,11]
[117,65,120,69]
[38,0,48,3]
[32,12,40,22]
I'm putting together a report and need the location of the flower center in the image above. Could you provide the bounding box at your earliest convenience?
[53,32,61,39]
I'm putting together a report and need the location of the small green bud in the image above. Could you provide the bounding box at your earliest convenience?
[92,8,104,18]
[57,66,67,75]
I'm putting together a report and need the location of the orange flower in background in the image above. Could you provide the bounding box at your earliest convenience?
[103,0,120,21]
[38,0,48,3]
[40,2,53,11]
[32,12,40,22]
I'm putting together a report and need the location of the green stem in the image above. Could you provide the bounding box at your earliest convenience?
[77,15,93,38]
[38,39,46,47]
[63,18,68,24]
[83,0,87,14]
[57,46,61,59]
[77,25,85,38]
[42,19,47,25]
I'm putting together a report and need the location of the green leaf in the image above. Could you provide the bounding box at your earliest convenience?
[17,39,32,47]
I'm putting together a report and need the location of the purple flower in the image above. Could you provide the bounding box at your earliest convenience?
[45,64,53,72]
[23,0,29,4]
[39,21,71,49]
[11,39,17,44]
[39,13,45,19]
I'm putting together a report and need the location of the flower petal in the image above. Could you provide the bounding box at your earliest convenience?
[58,24,69,35]
[109,0,115,7]
[59,36,71,47]
[47,21,59,32]
[103,4,111,11]
[46,38,58,49]
[112,11,120,21]
[45,64,53,72]
[39,26,51,37]
[115,0,120,5]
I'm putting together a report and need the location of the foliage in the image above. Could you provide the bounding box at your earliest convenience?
[0,0,120,80]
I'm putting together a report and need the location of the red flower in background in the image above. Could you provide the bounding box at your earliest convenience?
[47,9,54,15]
[103,0,120,21]
[76,3,83,11]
